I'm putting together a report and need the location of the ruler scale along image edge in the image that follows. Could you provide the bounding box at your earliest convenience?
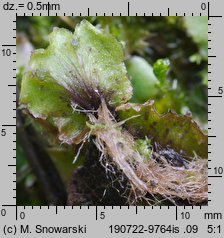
[0,0,224,237]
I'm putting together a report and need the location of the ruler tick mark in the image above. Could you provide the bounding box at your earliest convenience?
[2,44,16,47]
[128,1,130,16]
[208,176,223,178]
[2,125,16,127]
[96,206,98,220]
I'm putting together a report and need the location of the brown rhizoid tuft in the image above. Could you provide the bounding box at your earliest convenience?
[84,100,208,205]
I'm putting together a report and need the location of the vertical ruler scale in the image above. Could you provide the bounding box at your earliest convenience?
[0,13,16,205]
[0,0,223,237]
[207,2,224,205]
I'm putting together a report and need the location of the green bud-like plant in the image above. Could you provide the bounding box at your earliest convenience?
[20,20,208,205]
